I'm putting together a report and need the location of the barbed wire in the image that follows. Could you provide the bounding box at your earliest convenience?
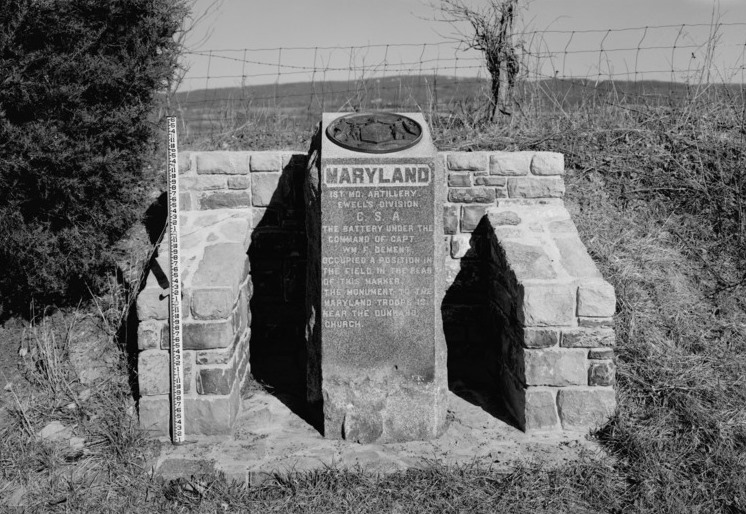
[174,22,746,138]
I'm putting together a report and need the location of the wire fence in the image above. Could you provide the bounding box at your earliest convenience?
[171,22,746,139]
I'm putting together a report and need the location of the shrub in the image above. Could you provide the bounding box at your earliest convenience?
[0,0,185,317]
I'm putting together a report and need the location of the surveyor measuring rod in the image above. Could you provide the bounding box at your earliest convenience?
[166,116,185,443]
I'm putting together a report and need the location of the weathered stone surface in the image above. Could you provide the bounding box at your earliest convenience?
[136,285,168,321]
[178,151,191,174]
[507,177,565,198]
[185,390,239,435]
[525,389,560,430]
[181,175,227,191]
[443,204,459,235]
[138,350,170,395]
[201,191,252,210]
[447,153,487,171]
[139,395,169,434]
[311,112,447,443]
[448,172,471,187]
[474,175,506,186]
[227,175,251,189]
[183,319,235,350]
[461,205,488,232]
[180,192,193,211]
[561,328,615,348]
[524,348,587,386]
[577,280,616,317]
[192,244,249,289]
[251,172,281,207]
[553,235,602,279]
[197,365,235,395]
[250,153,282,172]
[489,152,531,175]
[524,328,559,348]
[450,234,473,259]
[448,187,496,204]
[501,241,557,280]
[578,317,615,328]
[138,320,167,350]
[531,152,565,175]
[191,287,234,320]
[488,210,521,226]
[588,348,614,360]
[557,388,616,429]
[196,152,249,175]
[588,360,616,386]
[343,408,383,444]
[520,283,576,326]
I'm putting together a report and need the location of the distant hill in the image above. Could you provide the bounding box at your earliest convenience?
[170,75,743,137]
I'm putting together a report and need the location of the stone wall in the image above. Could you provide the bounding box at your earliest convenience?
[136,148,616,436]
[136,151,308,436]
[440,151,616,430]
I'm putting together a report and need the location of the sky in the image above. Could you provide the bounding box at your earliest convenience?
[178,0,746,91]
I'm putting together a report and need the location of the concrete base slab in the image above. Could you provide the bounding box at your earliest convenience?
[152,388,606,484]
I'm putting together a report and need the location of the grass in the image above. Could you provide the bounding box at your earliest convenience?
[2,78,746,511]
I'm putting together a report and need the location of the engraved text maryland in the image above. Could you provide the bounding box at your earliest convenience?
[324,164,431,187]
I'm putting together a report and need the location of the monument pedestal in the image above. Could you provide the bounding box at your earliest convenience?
[305,113,447,443]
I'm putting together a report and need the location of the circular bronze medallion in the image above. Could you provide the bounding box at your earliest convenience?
[326,112,423,154]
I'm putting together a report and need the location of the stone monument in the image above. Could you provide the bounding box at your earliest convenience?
[305,112,448,443]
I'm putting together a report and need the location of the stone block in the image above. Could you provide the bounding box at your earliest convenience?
[181,175,227,191]
[178,152,192,174]
[443,204,459,235]
[250,153,282,172]
[447,153,487,171]
[588,348,614,360]
[488,210,521,226]
[448,187,496,204]
[192,243,249,289]
[197,365,235,395]
[450,234,473,259]
[588,360,616,386]
[500,241,557,280]
[474,175,506,187]
[227,175,251,189]
[524,348,587,386]
[507,177,565,198]
[553,235,602,279]
[251,172,281,207]
[461,205,488,232]
[448,172,471,187]
[136,286,168,321]
[191,287,234,320]
[578,317,615,328]
[524,328,559,348]
[519,283,576,327]
[182,319,235,350]
[139,395,169,435]
[138,350,170,396]
[489,152,531,175]
[200,192,252,209]
[531,152,565,175]
[196,152,249,175]
[561,328,615,348]
[577,280,616,317]
[137,320,167,350]
[525,389,561,430]
[557,388,616,429]
[185,389,240,435]
[180,192,193,211]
